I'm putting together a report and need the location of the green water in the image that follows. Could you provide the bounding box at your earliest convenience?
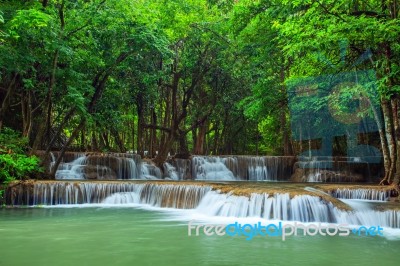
[0,207,399,266]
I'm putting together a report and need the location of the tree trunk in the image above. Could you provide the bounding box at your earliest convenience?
[0,73,18,131]
[131,118,135,152]
[194,120,207,155]
[382,99,396,183]
[50,120,85,176]
[91,131,98,151]
[111,128,125,152]
[150,107,157,157]
[391,97,400,192]
[177,131,190,157]
[154,133,175,168]
[137,94,144,157]
[369,98,391,185]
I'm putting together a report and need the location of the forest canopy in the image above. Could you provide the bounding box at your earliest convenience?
[0,0,399,185]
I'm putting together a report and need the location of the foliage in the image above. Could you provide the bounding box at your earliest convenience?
[0,0,399,180]
[0,127,28,154]
[0,128,42,184]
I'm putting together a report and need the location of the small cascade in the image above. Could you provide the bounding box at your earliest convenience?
[291,156,379,183]
[195,191,333,222]
[141,162,162,179]
[234,156,295,181]
[192,156,236,180]
[330,188,390,201]
[54,155,88,179]
[191,156,295,181]
[40,151,381,182]
[303,162,351,182]
[230,157,270,181]
[50,153,152,180]
[102,192,141,204]
[7,181,211,208]
[334,199,400,228]
[301,159,332,182]
[102,184,211,209]
[116,157,141,180]
[173,158,192,180]
[163,162,179,180]
[195,191,400,228]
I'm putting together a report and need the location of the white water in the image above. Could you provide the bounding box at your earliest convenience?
[335,199,400,228]
[331,188,390,201]
[50,153,297,181]
[163,162,179,180]
[54,155,87,180]
[245,157,270,181]
[51,153,159,180]
[21,182,211,209]
[245,157,279,181]
[141,163,158,180]
[194,191,331,222]
[190,156,293,181]
[192,156,236,180]
[11,181,400,230]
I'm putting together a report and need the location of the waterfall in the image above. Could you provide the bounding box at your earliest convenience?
[46,152,297,181]
[190,156,295,181]
[40,151,382,182]
[292,156,377,183]
[237,156,293,181]
[7,181,211,208]
[50,153,148,180]
[173,158,192,180]
[141,162,161,179]
[192,156,236,180]
[194,191,400,228]
[103,184,210,208]
[195,191,333,222]
[163,162,179,180]
[54,155,88,179]
[334,199,400,228]
[330,188,390,201]
[301,159,331,182]
[6,181,400,228]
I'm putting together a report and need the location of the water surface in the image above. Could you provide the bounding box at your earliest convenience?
[0,207,398,266]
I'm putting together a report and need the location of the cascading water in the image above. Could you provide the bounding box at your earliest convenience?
[195,191,332,222]
[291,156,379,183]
[330,188,390,201]
[300,159,331,182]
[41,150,381,182]
[50,152,161,180]
[334,200,400,228]
[194,190,400,228]
[163,162,179,180]
[190,156,295,181]
[7,181,211,207]
[235,156,294,181]
[6,181,400,229]
[192,156,236,180]
[141,162,162,179]
[171,158,192,180]
[53,154,88,179]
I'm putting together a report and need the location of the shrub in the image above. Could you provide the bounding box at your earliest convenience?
[0,127,42,184]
